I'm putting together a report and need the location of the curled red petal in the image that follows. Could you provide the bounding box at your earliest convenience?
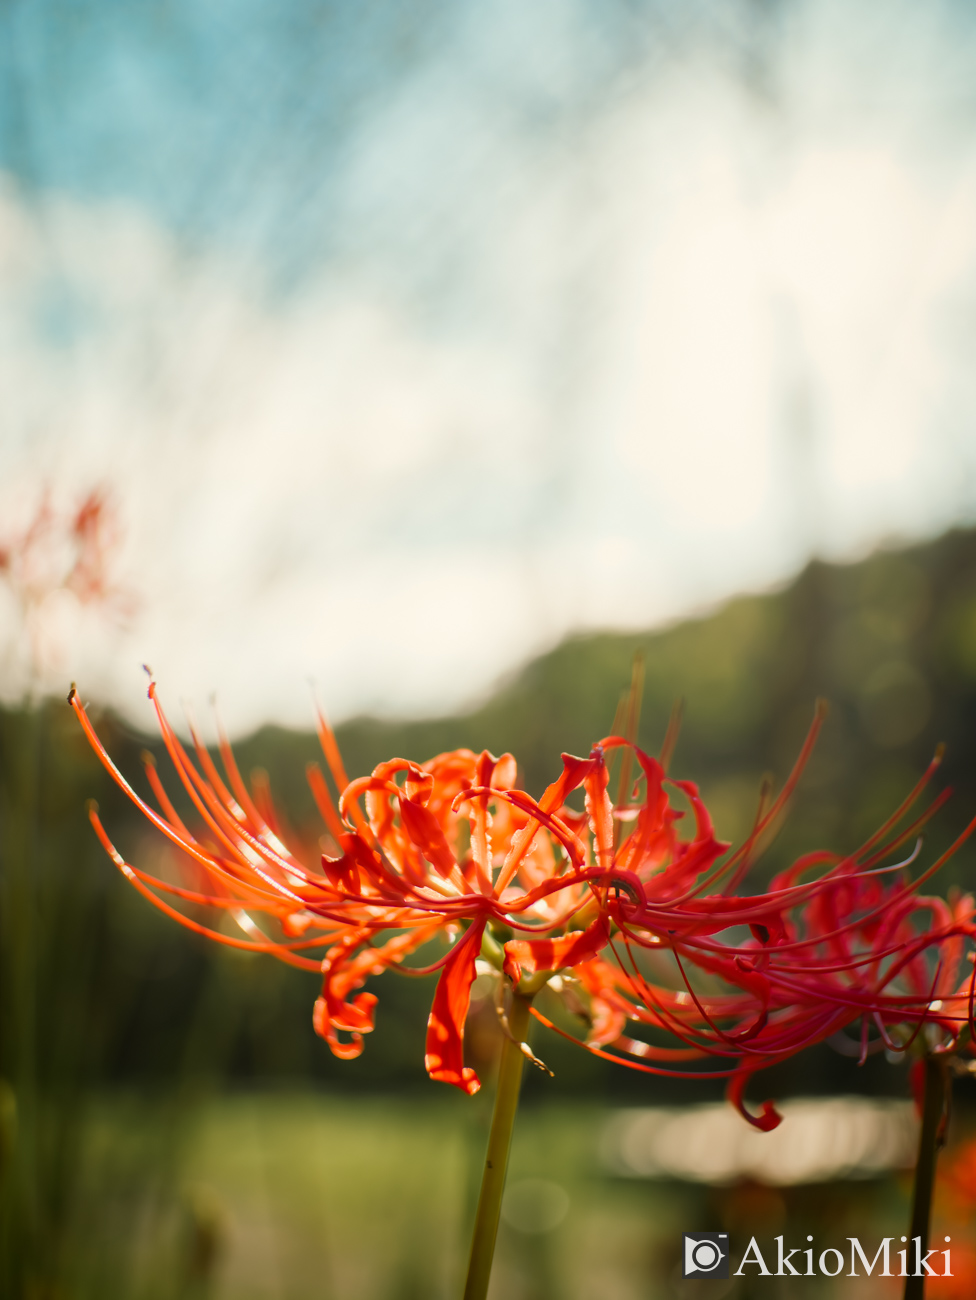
[587,993,628,1047]
[424,920,487,1094]
[321,832,362,893]
[494,753,596,891]
[503,948,522,984]
[398,794,457,879]
[726,1072,783,1131]
[313,991,376,1060]
[582,748,614,869]
[504,916,610,978]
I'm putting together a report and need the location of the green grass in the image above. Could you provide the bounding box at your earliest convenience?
[57,1092,694,1300]
[52,1091,928,1300]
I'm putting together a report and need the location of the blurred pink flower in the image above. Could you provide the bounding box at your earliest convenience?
[1,485,130,681]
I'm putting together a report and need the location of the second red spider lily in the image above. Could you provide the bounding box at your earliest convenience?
[535,740,976,1129]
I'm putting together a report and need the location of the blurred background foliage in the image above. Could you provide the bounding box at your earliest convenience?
[3,524,976,1297]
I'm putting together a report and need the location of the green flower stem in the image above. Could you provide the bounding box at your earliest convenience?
[462,989,533,1300]
[905,1055,950,1300]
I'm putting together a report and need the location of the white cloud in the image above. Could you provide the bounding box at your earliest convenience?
[3,1,976,733]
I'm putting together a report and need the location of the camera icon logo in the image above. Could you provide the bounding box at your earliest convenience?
[683,1232,730,1278]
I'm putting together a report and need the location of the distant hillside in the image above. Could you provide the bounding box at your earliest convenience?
[235,523,976,887]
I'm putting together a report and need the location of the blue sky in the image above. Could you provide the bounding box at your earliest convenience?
[3,0,976,733]
[1,0,674,273]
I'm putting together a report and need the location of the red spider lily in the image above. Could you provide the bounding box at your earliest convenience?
[70,678,755,1094]
[1,486,131,680]
[0,486,124,613]
[525,741,976,1129]
[70,682,976,1119]
[70,681,535,1090]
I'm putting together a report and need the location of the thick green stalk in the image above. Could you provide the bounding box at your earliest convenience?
[904,1055,950,1300]
[462,990,532,1300]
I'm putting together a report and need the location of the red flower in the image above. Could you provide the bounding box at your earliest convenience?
[541,740,976,1128]
[2,486,131,681]
[0,486,125,615]
[71,678,741,1093]
[71,681,526,1091]
[71,683,976,1117]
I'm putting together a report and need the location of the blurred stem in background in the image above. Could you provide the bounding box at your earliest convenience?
[0,701,237,1299]
[905,1054,951,1300]
[0,706,41,1295]
[0,488,133,1295]
[0,703,113,1296]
